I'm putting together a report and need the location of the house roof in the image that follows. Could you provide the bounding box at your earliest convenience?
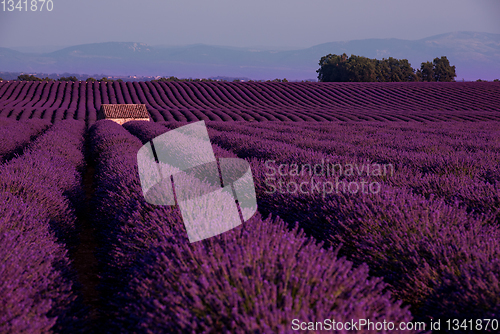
[100,104,149,119]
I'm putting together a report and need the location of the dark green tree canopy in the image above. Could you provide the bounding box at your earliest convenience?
[317,53,350,82]
[418,61,435,82]
[17,74,51,81]
[156,76,182,82]
[58,76,78,82]
[377,57,418,82]
[432,56,456,82]
[18,74,43,81]
[266,78,289,82]
[318,54,455,82]
[317,54,418,82]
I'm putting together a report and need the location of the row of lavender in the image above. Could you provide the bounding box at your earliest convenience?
[204,121,500,220]
[0,120,88,333]
[1,81,499,123]
[1,118,497,332]
[87,119,415,333]
[2,81,499,113]
[0,117,51,162]
[182,120,499,325]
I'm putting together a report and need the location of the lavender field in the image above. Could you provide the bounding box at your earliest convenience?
[1,82,500,333]
[0,81,499,124]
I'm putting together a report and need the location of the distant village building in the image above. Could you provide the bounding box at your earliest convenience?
[98,104,150,125]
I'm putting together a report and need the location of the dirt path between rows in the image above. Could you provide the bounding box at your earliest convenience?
[70,142,101,333]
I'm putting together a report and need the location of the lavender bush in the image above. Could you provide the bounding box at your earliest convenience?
[0,119,88,332]
[88,120,414,333]
[0,118,51,162]
[116,213,414,334]
[0,120,86,243]
[0,192,72,333]
[196,121,500,330]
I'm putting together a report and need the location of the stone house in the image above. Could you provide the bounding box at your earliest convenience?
[98,104,150,125]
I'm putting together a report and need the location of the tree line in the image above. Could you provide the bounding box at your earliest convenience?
[3,69,498,83]
[152,76,296,82]
[317,54,460,82]
[11,75,293,83]
[14,75,124,82]
[85,77,124,82]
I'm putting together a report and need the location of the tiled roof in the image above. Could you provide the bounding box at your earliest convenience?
[100,104,149,118]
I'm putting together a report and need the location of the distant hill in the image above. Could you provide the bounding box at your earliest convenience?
[1,32,499,81]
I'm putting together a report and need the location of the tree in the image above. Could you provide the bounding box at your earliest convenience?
[318,53,456,83]
[98,77,117,82]
[346,55,377,82]
[494,79,499,82]
[265,78,289,82]
[417,57,456,82]
[418,61,435,82]
[86,77,97,82]
[317,54,417,82]
[154,76,180,82]
[317,53,350,82]
[432,56,456,82]
[376,57,418,82]
[18,74,42,81]
[59,76,78,82]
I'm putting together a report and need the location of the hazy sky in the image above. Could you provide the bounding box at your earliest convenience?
[0,0,499,48]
